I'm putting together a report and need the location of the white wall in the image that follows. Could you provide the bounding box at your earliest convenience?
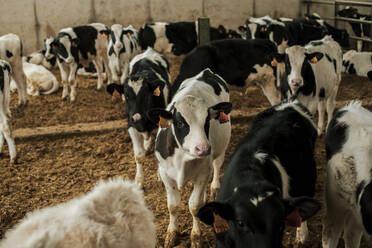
[0,0,302,54]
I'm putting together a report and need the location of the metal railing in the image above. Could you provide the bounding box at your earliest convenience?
[302,0,372,48]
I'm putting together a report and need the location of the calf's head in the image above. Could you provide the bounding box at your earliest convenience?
[281,46,323,94]
[239,22,267,40]
[148,99,231,158]
[107,72,167,132]
[198,182,320,248]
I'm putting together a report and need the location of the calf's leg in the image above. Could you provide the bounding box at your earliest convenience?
[128,127,146,189]
[159,166,181,248]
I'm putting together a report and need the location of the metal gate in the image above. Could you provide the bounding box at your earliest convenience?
[302,0,372,49]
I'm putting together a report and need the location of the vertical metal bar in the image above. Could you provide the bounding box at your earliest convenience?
[334,1,339,29]
[306,2,310,15]
[198,17,210,46]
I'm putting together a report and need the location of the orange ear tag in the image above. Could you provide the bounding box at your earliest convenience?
[153,86,161,96]
[213,212,229,233]
[260,26,265,32]
[126,33,131,37]
[271,58,278,67]
[311,57,318,64]
[158,116,170,128]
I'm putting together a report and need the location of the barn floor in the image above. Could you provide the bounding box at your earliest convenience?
[1,56,372,248]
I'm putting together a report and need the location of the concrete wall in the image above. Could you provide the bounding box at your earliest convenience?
[0,0,301,54]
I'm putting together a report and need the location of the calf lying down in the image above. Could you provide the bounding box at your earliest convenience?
[0,177,156,248]
[10,59,59,96]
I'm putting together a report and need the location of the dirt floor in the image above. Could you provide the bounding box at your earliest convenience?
[1,55,372,248]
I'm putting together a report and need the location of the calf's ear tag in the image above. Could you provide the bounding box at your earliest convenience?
[305,16,310,20]
[112,89,121,101]
[101,33,107,38]
[260,26,265,32]
[126,33,131,37]
[218,112,230,124]
[353,13,358,18]
[213,212,229,233]
[286,208,302,227]
[310,57,318,64]
[153,86,161,96]
[158,116,170,128]
[271,58,278,67]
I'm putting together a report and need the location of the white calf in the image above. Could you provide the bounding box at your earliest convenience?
[0,33,27,105]
[323,101,372,248]
[0,60,16,164]
[149,68,232,248]
[342,50,372,81]
[280,36,342,135]
[0,177,156,248]
[22,59,59,96]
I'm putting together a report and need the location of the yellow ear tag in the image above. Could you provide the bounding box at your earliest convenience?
[101,33,107,38]
[353,13,358,18]
[153,86,161,96]
[311,57,318,64]
[158,116,170,128]
[305,16,310,20]
[126,33,131,37]
[271,58,278,67]
[260,26,265,32]
[213,212,229,233]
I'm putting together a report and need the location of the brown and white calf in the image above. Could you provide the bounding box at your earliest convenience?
[148,68,232,248]
[108,24,140,84]
[48,23,112,101]
[0,60,16,164]
[323,101,372,248]
[0,33,27,105]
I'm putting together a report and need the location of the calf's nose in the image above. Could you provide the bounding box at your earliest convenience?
[291,79,303,87]
[194,144,211,156]
[132,113,142,122]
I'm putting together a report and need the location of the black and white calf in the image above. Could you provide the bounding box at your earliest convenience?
[323,101,372,248]
[107,47,170,188]
[198,99,320,248]
[0,34,28,105]
[338,7,371,51]
[278,36,342,135]
[0,60,16,164]
[148,68,231,248]
[172,39,281,106]
[26,37,57,69]
[108,24,140,84]
[138,21,228,56]
[49,23,112,101]
[342,50,372,80]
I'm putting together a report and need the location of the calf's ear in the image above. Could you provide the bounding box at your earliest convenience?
[147,108,173,128]
[198,202,233,233]
[305,52,324,64]
[208,102,232,124]
[284,197,321,227]
[238,26,247,33]
[106,83,124,96]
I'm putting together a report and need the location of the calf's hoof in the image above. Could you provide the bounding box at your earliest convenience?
[190,233,201,248]
[210,188,218,201]
[10,157,18,165]
[164,231,178,248]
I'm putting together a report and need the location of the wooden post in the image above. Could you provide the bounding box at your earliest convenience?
[198,17,210,45]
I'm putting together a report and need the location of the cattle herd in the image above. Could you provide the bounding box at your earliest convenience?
[0,5,372,248]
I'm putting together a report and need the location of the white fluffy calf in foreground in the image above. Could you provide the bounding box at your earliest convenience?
[0,178,156,248]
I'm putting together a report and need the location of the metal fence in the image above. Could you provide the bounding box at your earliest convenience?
[302,0,372,47]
